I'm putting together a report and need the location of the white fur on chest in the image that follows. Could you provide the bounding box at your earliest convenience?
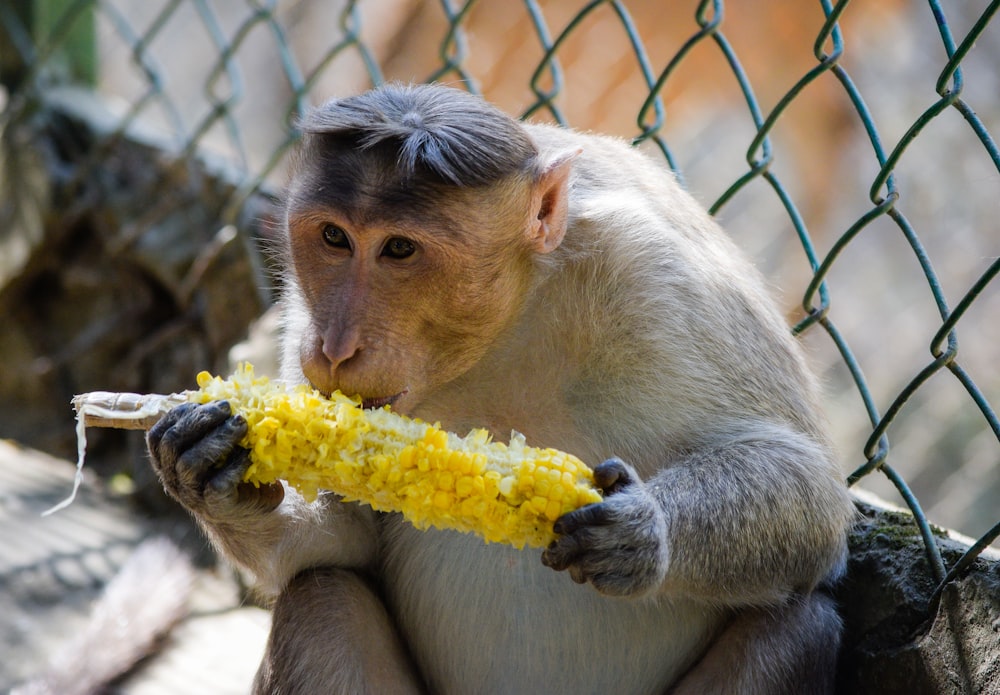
[381,519,721,695]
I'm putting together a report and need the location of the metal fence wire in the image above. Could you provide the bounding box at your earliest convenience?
[1,0,998,602]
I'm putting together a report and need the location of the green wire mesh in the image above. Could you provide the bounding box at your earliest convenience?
[1,0,998,600]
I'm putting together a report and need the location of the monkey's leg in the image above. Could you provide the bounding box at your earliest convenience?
[253,567,425,695]
[668,587,841,695]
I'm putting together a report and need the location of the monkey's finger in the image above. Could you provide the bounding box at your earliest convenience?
[541,515,613,571]
[547,532,655,596]
[204,446,283,514]
[203,445,252,495]
[147,402,199,456]
[592,457,636,494]
[174,414,248,493]
[552,501,614,536]
[151,400,234,468]
[541,532,585,571]
[543,528,629,589]
[147,403,194,491]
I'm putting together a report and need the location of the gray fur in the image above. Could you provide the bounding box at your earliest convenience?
[301,82,536,187]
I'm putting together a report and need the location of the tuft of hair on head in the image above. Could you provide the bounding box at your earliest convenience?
[300,82,538,187]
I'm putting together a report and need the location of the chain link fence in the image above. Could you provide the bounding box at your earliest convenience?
[1,0,998,606]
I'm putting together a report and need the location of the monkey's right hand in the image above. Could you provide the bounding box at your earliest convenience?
[147,401,284,521]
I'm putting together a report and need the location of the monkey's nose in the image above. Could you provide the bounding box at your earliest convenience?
[321,326,362,370]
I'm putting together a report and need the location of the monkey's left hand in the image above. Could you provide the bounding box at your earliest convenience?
[541,458,670,597]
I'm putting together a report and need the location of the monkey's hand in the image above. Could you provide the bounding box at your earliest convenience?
[147,401,378,596]
[541,458,669,597]
[147,401,284,522]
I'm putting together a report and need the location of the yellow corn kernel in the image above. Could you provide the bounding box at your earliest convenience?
[179,364,603,549]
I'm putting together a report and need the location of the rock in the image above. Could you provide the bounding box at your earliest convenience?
[836,494,1000,694]
[0,87,278,488]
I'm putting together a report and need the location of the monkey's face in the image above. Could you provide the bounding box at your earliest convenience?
[283,173,536,415]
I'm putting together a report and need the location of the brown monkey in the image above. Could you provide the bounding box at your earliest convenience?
[147,83,855,694]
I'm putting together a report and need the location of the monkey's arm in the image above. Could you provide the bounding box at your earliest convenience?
[147,401,378,596]
[542,422,853,604]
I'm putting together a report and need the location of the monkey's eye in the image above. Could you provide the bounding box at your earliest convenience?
[321,224,351,250]
[381,237,417,260]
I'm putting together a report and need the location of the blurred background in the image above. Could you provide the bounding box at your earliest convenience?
[0,1,997,687]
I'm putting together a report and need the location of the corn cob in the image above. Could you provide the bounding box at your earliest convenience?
[72,364,603,549]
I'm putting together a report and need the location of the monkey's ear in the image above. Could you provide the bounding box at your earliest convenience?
[529,148,580,254]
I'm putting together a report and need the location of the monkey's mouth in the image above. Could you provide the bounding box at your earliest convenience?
[361,391,407,410]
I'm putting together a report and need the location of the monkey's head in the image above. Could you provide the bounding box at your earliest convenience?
[281,83,575,412]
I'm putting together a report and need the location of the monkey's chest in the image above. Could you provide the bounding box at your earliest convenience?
[380,519,720,695]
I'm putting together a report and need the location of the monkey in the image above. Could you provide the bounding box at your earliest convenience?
[147,82,855,695]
